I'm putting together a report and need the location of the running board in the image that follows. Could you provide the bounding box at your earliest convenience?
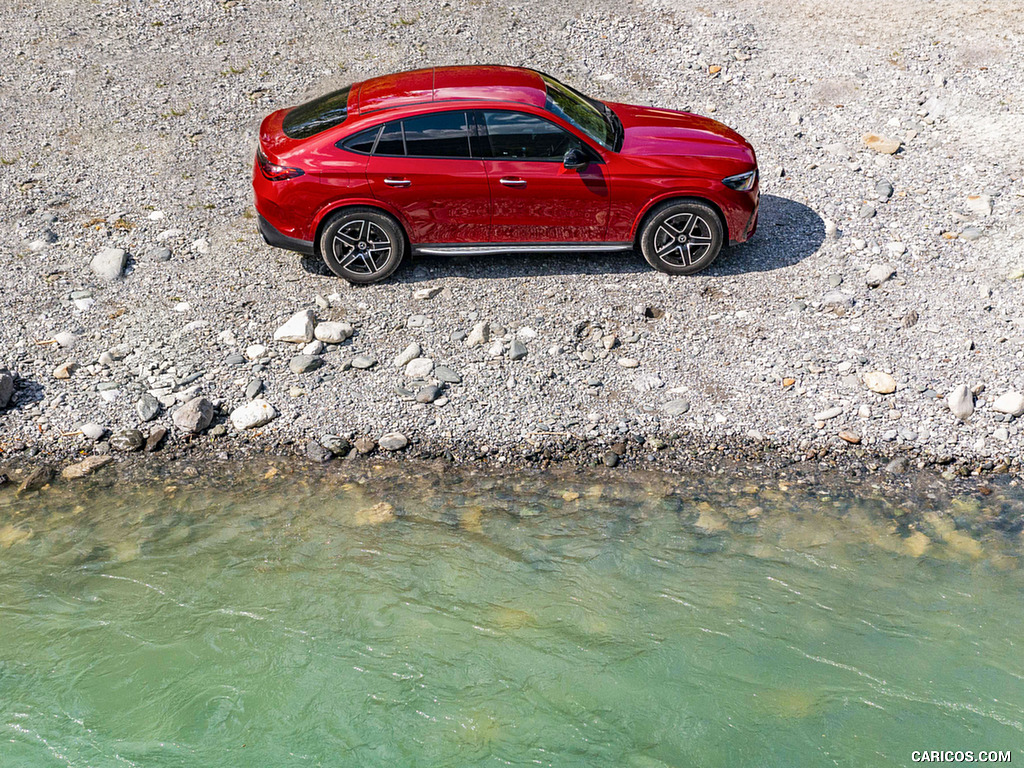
[412,243,633,257]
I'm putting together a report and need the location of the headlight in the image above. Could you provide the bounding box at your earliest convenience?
[722,169,757,191]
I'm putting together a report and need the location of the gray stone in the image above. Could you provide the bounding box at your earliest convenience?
[355,436,377,454]
[225,354,246,366]
[289,354,322,374]
[110,428,144,452]
[822,290,855,308]
[351,355,377,370]
[434,366,462,384]
[145,426,167,452]
[865,264,895,288]
[91,247,128,280]
[245,379,264,399]
[0,370,13,408]
[509,339,528,361]
[960,227,984,241]
[413,286,442,300]
[230,399,278,430]
[172,397,214,434]
[393,342,421,368]
[875,180,894,199]
[416,384,443,403]
[320,434,352,456]
[314,321,353,344]
[946,384,974,420]
[602,450,620,467]
[828,274,843,289]
[379,432,409,451]
[136,393,160,422]
[305,439,332,463]
[966,194,993,217]
[150,246,172,262]
[662,398,691,416]
[274,310,316,343]
[885,456,909,474]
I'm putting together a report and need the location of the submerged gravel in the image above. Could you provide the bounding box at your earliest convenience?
[1,0,1023,480]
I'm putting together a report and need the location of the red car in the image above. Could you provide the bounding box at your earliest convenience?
[254,65,758,284]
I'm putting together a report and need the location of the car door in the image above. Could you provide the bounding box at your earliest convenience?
[477,109,610,243]
[364,110,490,244]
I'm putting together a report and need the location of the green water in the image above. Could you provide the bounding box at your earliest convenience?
[1,466,1022,767]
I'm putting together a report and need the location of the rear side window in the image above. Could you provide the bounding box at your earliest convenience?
[340,126,381,154]
[402,112,471,158]
[480,110,581,161]
[282,86,352,139]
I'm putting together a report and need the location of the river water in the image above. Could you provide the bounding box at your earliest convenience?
[1,464,1022,766]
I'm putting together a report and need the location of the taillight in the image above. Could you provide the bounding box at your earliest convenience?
[256,147,304,181]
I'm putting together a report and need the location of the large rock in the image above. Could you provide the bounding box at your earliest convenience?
[393,342,421,368]
[289,354,322,374]
[863,371,897,394]
[230,399,278,430]
[110,428,144,452]
[273,310,316,343]
[862,133,901,154]
[946,384,974,420]
[62,455,114,480]
[992,391,1024,417]
[172,397,214,434]
[379,432,409,451]
[91,247,128,280]
[865,264,895,288]
[136,393,160,422]
[466,321,490,348]
[404,357,434,378]
[0,369,13,408]
[662,398,691,416]
[17,466,54,494]
[314,321,353,344]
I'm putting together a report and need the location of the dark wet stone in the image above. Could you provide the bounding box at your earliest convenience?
[145,426,168,452]
[110,428,144,452]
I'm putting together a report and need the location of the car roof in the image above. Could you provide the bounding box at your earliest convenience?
[354,66,548,115]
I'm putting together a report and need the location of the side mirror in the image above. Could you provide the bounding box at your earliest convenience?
[563,148,589,170]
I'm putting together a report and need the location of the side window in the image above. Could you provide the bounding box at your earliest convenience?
[402,111,471,158]
[339,125,381,154]
[375,121,405,156]
[480,110,581,161]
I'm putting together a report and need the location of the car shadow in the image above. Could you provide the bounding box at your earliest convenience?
[1,373,44,414]
[297,194,823,282]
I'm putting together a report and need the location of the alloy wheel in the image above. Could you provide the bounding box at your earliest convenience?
[331,219,393,275]
[652,212,715,267]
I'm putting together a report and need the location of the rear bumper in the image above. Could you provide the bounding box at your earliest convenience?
[258,214,315,256]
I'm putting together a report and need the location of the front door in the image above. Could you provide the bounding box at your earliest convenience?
[365,110,491,244]
[478,109,610,243]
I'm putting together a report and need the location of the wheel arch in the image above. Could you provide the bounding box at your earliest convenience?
[311,199,411,256]
[631,194,730,246]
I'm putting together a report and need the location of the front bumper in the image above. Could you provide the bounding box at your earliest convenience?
[257,214,315,256]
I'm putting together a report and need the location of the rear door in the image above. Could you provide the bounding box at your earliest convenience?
[477,109,610,243]
[364,110,491,244]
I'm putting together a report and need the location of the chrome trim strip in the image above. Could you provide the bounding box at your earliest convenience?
[413,243,633,256]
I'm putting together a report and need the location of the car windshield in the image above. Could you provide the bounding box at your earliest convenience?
[282,86,353,140]
[540,75,616,150]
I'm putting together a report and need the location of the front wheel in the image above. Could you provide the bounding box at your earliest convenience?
[639,200,724,275]
[319,209,405,284]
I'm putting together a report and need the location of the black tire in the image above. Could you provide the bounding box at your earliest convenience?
[319,208,405,284]
[639,199,724,275]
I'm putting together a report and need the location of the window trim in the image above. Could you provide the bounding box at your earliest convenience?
[474,108,604,164]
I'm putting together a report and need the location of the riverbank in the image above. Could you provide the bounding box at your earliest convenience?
[2,0,1022,479]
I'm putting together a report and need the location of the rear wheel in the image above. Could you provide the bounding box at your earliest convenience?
[639,200,724,275]
[320,209,405,284]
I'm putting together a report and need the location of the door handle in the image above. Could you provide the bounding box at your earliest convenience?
[499,177,527,187]
[383,178,411,187]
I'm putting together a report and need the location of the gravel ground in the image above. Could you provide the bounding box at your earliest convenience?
[1,0,1023,479]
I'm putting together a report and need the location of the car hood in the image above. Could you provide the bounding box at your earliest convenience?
[610,103,755,164]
